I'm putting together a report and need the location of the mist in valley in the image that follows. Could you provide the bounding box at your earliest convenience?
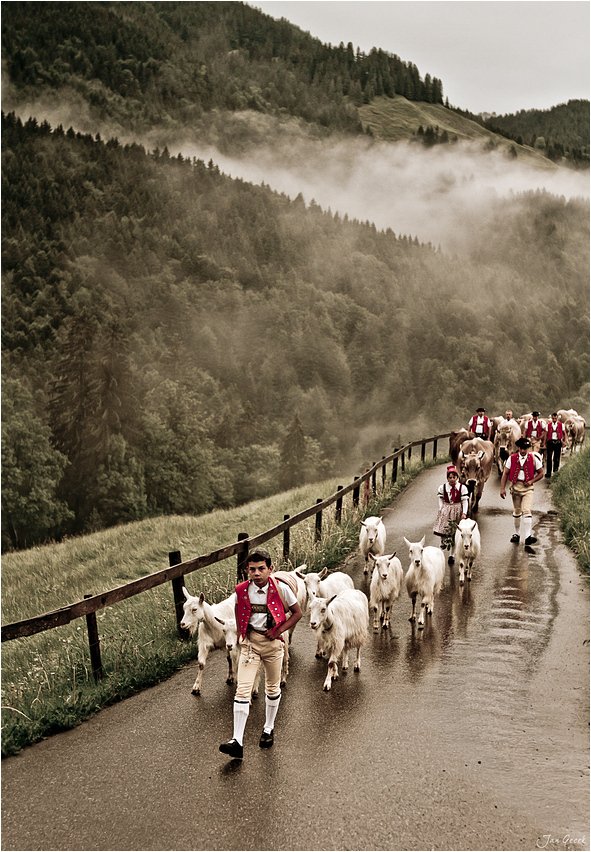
[176,130,590,255]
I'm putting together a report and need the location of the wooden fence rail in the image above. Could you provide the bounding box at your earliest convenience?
[1,432,452,678]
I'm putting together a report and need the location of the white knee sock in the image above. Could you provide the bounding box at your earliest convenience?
[232,700,250,745]
[264,693,281,734]
[513,514,521,534]
[522,514,533,540]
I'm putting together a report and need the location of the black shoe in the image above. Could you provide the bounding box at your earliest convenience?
[545,474,551,478]
[524,536,538,545]
[510,534,520,544]
[448,555,455,564]
[259,730,274,748]
[219,739,243,759]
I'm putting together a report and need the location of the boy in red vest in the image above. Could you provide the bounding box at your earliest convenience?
[545,412,565,478]
[219,546,302,760]
[499,436,544,547]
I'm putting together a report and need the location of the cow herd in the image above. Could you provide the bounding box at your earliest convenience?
[449,407,586,514]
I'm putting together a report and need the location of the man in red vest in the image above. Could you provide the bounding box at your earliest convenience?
[545,412,565,478]
[219,546,302,760]
[500,436,544,547]
[469,407,491,440]
[525,411,545,442]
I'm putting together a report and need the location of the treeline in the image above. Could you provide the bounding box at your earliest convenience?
[451,101,589,167]
[2,0,442,139]
[2,112,589,551]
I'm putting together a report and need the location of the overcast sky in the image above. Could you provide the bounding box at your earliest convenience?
[250,1,590,116]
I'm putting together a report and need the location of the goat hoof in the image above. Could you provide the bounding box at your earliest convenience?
[354,665,360,672]
[191,688,200,695]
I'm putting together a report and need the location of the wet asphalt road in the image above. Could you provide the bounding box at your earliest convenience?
[1,464,589,852]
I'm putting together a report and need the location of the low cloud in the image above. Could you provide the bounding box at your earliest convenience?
[176,132,590,253]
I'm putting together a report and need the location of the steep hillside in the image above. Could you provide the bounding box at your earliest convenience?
[1,0,439,139]
[3,0,583,167]
[359,95,559,169]
[2,112,589,550]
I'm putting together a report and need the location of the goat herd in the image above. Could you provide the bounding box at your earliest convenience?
[179,513,480,694]
[179,406,584,697]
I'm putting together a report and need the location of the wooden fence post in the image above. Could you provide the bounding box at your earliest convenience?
[315,499,322,542]
[169,551,187,638]
[371,464,377,495]
[363,470,370,505]
[382,457,387,488]
[401,451,405,474]
[237,532,249,583]
[433,438,438,460]
[408,446,412,460]
[335,487,343,525]
[283,515,290,563]
[84,594,103,682]
[392,453,398,484]
[421,442,426,462]
[353,477,360,509]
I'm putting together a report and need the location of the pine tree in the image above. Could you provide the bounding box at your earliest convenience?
[280,412,306,489]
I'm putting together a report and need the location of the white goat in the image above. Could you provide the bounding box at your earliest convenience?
[368,552,404,631]
[403,537,445,628]
[308,589,369,691]
[271,566,308,684]
[359,516,387,573]
[295,566,354,602]
[295,567,355,657]
[180,588,250,695]
[453,519,481,584]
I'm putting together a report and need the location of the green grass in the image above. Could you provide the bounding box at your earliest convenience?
[549,446,590,578]
[1,456,437,756]
[358,95,557,169]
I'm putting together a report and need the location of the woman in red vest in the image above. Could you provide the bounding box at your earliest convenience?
[545,412,565,477]
[219,546,302,760]
[499,436,544,547]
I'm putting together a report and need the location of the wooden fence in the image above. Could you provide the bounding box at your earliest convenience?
[1,432,451,679]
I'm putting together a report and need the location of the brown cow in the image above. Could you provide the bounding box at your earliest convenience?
[458,438,494,515]
[449,428,474,468]
[493,418,521,475]
[564,415,586,454]
[556,408,578,423]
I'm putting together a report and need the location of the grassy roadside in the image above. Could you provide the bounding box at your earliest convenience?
[1,454,440,757]
[548,446,590,579]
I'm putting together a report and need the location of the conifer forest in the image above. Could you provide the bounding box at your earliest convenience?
[2,1,589,551]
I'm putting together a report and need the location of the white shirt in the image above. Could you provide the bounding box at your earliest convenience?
[437,482,469,514]
[247,580,297,631]
[504,452,543,480]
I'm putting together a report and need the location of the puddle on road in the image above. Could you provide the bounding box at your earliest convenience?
[349,509,589,840]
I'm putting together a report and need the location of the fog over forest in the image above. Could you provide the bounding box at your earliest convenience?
[177,133,591,253]
[9,93,590,256]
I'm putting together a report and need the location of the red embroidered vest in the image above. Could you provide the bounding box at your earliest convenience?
[469,415,489,434]
[547,422,564,441]
[526,420,543,438]
[508,452,535,483]
[236,576,287,642]
[443,485,462,504]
